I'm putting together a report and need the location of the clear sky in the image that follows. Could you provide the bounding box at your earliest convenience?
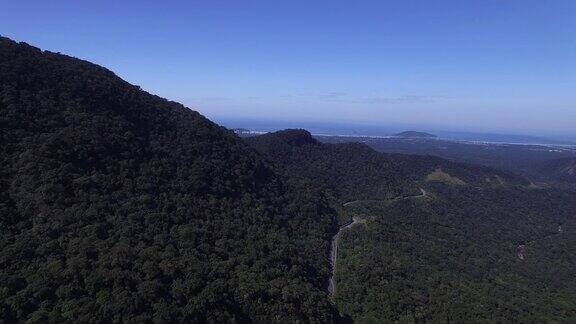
[2,0,575,137]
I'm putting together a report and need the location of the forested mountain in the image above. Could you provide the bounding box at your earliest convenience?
[0,37,339,322]
[247,130,576,322]
[538,158,576,184]
[2,36,575,323]
[317,135,576,186]
[246,129,528,204]
[335,185,576,322]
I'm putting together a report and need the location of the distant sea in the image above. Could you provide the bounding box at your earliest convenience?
[213,117,576,146]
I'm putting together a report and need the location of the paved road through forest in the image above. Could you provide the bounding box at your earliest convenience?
[328,188,427,296]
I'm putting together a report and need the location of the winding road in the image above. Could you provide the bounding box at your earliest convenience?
[327,217,365,295]
[328,188,428,296]
[342,188,427,207]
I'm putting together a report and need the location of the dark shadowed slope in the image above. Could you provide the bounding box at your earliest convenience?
[537,158,576,184]
[317,135,576,186]
[0,37,338,322]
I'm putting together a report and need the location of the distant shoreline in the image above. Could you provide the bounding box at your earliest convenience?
[234,128,576,149]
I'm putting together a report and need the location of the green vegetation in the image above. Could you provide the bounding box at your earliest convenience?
[334,185,576,322]
[249,130,576,322]
[2,36,575,322]
[426,168,467,185]
[0,37,338,322]
[247,130,527,204]
[318,135,576,187]
[538,158,576,184]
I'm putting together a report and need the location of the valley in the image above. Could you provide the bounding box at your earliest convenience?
[329,188,428,297]
[246,129,576,322]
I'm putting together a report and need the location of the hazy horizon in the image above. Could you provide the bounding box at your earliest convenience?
[2,0,575,137]
[213,116,576,143]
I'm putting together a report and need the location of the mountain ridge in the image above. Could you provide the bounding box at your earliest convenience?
[245,129,530,228]
[0,36,339,322]
[2,36,576,323]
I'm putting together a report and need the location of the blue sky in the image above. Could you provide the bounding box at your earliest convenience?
[2,0,575,136]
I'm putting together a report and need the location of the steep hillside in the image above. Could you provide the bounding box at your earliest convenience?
[335,184,576,322]
[538,158,576,184]
[247,130,576,322]
[246,129,528,204]
[3,36,573,323]
[317,135,576,185]
[0,37,338,322]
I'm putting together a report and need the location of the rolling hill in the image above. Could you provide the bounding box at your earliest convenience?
[246,129,576,322]
[394,131,437,138]
[246,129,528,204]
[317,134,576,186]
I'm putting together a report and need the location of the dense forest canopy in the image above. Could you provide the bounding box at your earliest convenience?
[334,185,576,322]
[2,36,576,323]
[246,129,528,204]
[247,130,576,322]
[0,37,339,322]
[318,135,576,187]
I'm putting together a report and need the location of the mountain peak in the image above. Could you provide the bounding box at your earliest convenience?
[0,36,337,322]
[272,129,318,146]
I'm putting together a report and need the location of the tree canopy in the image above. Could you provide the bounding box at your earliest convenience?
[0,37,338,322]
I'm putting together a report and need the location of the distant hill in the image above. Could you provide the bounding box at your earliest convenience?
[394,131,437,138]
[0,37,338,322]
[246,129,528,205]
[317,134,576,185]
